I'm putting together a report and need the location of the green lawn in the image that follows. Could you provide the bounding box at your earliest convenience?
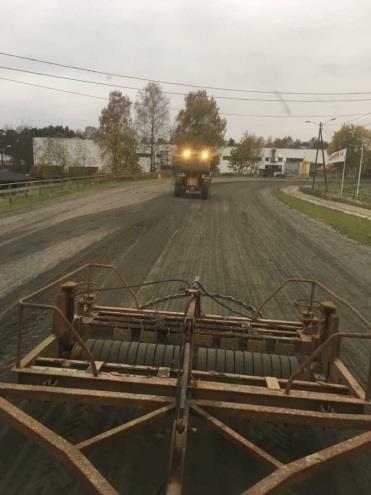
[273,189,371,247]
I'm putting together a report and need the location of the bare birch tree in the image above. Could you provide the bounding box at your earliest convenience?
[135,83,170,172]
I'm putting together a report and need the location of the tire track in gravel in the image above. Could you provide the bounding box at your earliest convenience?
[0,227,117,299]
[0,180,168,244]
[261,187,371,384]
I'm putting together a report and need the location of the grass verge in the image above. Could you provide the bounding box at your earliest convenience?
[273,189,371,247]
[0,177,154,213]
[300,187,371,211]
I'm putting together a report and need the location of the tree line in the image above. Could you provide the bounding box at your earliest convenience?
[95,87,227,174]
[226,135,327,149]
[1,83,370,177]
[226,126,371,176]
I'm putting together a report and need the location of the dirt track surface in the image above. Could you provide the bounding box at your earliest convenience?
[0,178,370,494]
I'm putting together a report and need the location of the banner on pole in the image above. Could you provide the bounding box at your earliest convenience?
[327,148,347,165]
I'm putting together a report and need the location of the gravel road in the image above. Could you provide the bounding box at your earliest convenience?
[0,178,370,494]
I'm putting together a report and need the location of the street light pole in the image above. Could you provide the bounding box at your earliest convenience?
[340,152,347,196]
[311,126,320,191]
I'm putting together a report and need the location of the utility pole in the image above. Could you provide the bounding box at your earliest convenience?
[306,118,335,192]
[0,130,4,169]
[340,153,347,196]
[355,143,364,200]
[319,123,328,192]
[150,123,155,173]
[152,146,156,173]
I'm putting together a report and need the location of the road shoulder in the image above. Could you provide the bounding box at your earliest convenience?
[273,187,371,247]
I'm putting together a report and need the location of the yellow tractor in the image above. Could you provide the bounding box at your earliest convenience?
[173,148,211,199]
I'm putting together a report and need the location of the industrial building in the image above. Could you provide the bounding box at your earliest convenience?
[33,137,104,170]
[219,146,327,176]
[33,138,176,173]
[33,137,327,176]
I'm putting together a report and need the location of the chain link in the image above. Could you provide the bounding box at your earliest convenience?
[205,292,256,314]
[138,293,188,309]
[139,290,257,318]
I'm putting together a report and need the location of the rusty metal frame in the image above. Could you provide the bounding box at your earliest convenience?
[19,263,139,307]
[286,330,371,394]
[252,277,371,331]
[16,263,140,372]
[1,268,371,494]
[243,429,371,495]
[0,395,118,495]
[17,303,99,375]
[1,382,371,494]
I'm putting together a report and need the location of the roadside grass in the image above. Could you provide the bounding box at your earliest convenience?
[301,179,371,209]
[273,189,371,247]
[0,178,153,213]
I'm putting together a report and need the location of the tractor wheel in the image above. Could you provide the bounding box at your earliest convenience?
[201,180,210,200]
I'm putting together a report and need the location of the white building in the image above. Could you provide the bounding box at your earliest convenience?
[33,137,104,170]
[136,143,177,171]
[33,138,328,176]
[33,138,177,173]
[0,153,13,167]
[219,146,328,175]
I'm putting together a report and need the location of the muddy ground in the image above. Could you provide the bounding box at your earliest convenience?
[0,178,370,494]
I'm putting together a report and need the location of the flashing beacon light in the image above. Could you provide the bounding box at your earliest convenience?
[201,149,209,160]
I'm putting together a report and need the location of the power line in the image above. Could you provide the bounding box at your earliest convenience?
[327,112,371,126]
[1,65,371,103]
[0,76,107,100]
[0,65,148,93]
[347,113,371,123]
[1,51,370,96]
[219,111,371,119]
[2,75,371,121]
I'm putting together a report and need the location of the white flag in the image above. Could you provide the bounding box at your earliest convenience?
[327,148,347,164]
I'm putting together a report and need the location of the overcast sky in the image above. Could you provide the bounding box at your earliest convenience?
[1,0,371,142]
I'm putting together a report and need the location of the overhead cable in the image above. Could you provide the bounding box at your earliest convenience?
[1,51,370,96]
[2,75,371,121]
[2,65,371,103]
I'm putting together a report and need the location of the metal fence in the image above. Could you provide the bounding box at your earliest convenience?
[305,178,371,205]
[0,173,152,204]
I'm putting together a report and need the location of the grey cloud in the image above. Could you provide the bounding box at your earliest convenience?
[1,0,371,140]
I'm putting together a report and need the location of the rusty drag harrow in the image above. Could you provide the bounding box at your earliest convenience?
[1,263,371,494]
